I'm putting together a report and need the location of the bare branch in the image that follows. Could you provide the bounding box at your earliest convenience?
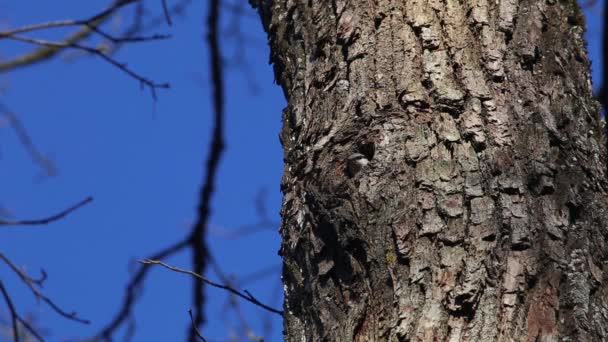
[0,197,92,226]
[0,279,44,342]
[2,34,169,98]
[187,1,226,339]
[140,260,283,316]
[0,280,20,342]
[161,0,173,26]
[188,310,208,342]
[0,102,57,177]
[0,0,138,72]
[0,20,93,35]
[97,0,193,58]
[210,257,268,342]
[0,253,90,324]
[86,1,228,339]
[0,18,169,43]
[91,238,190,340]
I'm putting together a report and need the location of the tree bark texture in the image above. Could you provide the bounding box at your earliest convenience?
[255,0,608,340]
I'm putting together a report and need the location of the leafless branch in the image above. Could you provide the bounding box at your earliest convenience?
[124,0,192,40]
[0,1,239,341]
[0,253,90,324]
[140,260,283,316]
[2,34,169,99]
[0,102,57,177]
[0,18,169,43]
[0,281,20,342]
[187,0,226,340]
[161,0,173,26]
[188,309,208,342]
[0,279,44,342]
[263,278,282,340]
[0,197,92,226]
[85,0,235,339]
[90,237,190,340]
[210,257,268,342]
[122,315,136,342]
[91,0,193,59]
[0,0,173,99]
[0,0,138,72]
[84,27,170,44]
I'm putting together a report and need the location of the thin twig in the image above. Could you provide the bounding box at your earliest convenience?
[161,0,173,26]
[263,277,283,339]
[0,19,170,43]
[0,0,171,99]
[0,254,45,286]
[0,279,44,342]
[140,260,283,316]
[0,197,92,226]
[80,1,216,339]
[91,238,190,340]
[0,0,138,72]
[0,102,58,177]
[0,253,90,324]
[101,0,192,57]
[188,310,208,342]
[0,20,90,35]
[211,256,263,342]
[3,34,169,99]
[0,280,20,342]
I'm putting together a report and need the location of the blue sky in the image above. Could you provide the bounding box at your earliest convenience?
[0,1,604,341]
[1,1,284,341]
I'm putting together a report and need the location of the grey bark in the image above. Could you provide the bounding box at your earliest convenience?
[254,0,608,340]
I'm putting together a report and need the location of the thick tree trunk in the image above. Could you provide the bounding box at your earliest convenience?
[255,0,608,340]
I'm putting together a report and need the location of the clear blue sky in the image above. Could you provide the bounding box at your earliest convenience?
[0,1,604,341]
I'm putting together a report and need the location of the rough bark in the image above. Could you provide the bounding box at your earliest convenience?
[254,0,608,340]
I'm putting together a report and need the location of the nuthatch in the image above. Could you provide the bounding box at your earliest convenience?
[347,153,369,177]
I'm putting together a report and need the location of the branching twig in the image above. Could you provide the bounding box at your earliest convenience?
[0,0,138,72]
[186,1,226,339]
[211,256,267,342]
[0,253,90,324]
[0,19,170,43]
[87,0,232,339]
[0,197,92,226]
[188,309,208,342]
[0,280,20,342]
[3,34,169,99]
[91,238,189,340]
[140,260,283,316]
[98,0,193,57]
[0,0,171,98]
[0,279,44,342]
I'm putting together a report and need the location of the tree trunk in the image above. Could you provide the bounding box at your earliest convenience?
[254,0,608,340]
